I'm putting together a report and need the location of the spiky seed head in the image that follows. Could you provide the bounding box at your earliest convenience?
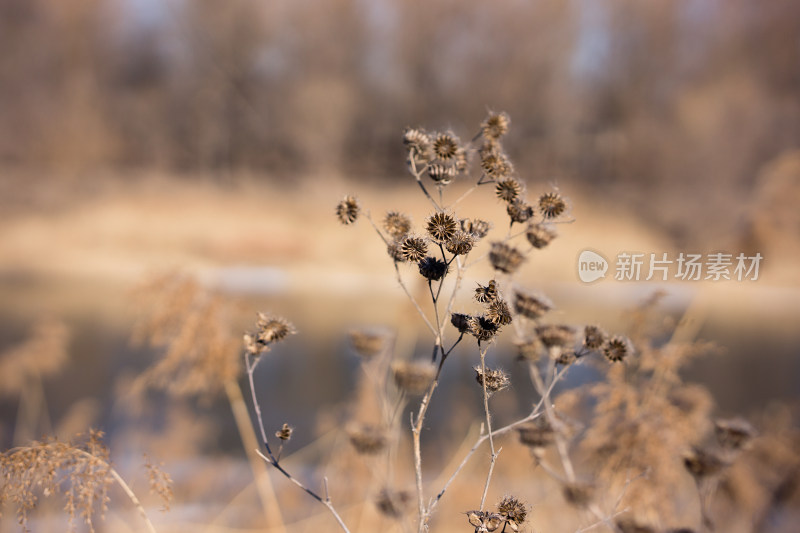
[426,212,458,242]
[347,424,387,455]
[474,366,510,395]
[556,350,577,366]
[418,256,449,281]
[539,191,567,219]
[403,127,432,160]
[348,329,389,359]
[583,325,607,350]
[246,314,296,356]
[683,447,727,479]
[481,112,510,140]
[432,132,461,161]
[507,200,534,224]
[515,338,542,361]
[562,481,594,508]
[513,289,553,320]
[489,242,525,274]
[714,418,757,450]
[387,240,406,262]
[487,298,513,326]
[496,495,528,526]
[446,230,475,256]
[481,151,513,180]
[275,423,293,441]
[603,335,632,362]
[428,163,456,185]
[375,488,412,519]
[400,235,428,262]
[384,211,412,239]
[526,223,557,248]
[468,315,500,343]
[256,313,295,343]
[391,360,436,395]
[495,178,522,203]
[450,312,472,334]
[461,218,493,239]
[535,324,576,348]
[336,195,360,225]
[517,419,554,449]
[474,280,499,303]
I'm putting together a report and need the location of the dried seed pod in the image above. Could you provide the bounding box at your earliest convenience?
[428,163,457,184]
[489,242,525,274]
[383,211,412,239]
[515,338,542,361]
[513,289,553,320]
[526,223,557,249]
[538,191,567,219]
[347,424,387,455]
[336,195,360,225]
[348,328,389,359]
[400,235,428,262]
[481,151,513,180]
[583,325,607,350]
[487,298,513,326]
[535,324,576,348]
[391,360,436,395]
[403,127,432,160]
[432,132,461,161]
[495,178,523,203]
[496,495,528,529]
[426,212,458,243]
[450,312,473,334]
[445,230,475,256]
[418,256,449,281]
[468,316,500,343]
[507,200,534,224]
[461,218,492,239]
[714,418,757,450]
[481,112,510,140]
[603,335,632,362]
[275,423,293,441]
[555,350,577,366]
[475,280,499,303]
[387,240,406,262]
[474,366,510,395]
[245,314,296,356]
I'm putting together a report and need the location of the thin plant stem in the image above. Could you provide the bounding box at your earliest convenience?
[478,345,497,510]
[408,154,440,211]
[246,354,351,533]
[223,379,286,533]
[428,364,567,516]
[394,262,438,338]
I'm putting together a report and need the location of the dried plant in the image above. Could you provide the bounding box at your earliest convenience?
[0,429,171,533]
[232,111,794,533]
[131,273,240,398]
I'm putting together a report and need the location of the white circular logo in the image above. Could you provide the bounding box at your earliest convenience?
[577,250,608,283]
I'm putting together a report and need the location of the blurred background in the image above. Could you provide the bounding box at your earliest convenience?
[1,0,799,531]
